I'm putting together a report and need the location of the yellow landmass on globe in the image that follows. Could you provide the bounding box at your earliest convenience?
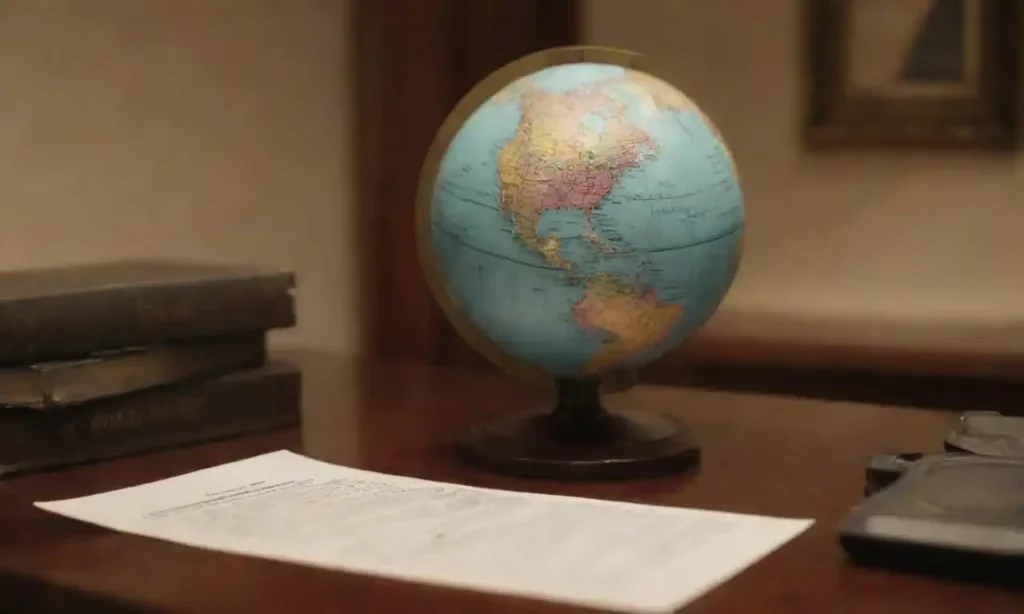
[496,85,656,268]
[539,234,570,269]
[572,273,682,375]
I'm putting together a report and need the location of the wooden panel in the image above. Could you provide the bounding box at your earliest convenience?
[355,0,580,366]
[646,334,1024,412]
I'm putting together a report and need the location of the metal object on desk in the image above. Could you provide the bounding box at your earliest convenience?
[945,411,1024,458]
[840,411,1024,585]
[841,454,1024,585]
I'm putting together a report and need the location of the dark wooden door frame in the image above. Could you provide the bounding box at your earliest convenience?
[354,0,581,367]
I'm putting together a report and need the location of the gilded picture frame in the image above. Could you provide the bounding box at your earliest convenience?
[804,0,1021,149]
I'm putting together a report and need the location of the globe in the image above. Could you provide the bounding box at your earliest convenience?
[417,47,743,383]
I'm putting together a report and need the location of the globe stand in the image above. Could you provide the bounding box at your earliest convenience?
[455,378,700,481]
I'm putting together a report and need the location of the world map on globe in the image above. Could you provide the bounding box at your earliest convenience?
[424,57,744,378]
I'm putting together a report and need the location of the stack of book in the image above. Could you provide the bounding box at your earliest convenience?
[0,260,300,477]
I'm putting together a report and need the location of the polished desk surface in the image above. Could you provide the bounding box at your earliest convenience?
[1,353,1022,613]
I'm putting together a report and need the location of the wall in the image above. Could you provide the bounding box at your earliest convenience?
[0,0,359,354]
[586,0,1024,358]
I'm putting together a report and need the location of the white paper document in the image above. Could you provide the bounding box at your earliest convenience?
[35,450,812,613]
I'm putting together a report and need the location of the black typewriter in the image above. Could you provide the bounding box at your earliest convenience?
[838,411,1024,585]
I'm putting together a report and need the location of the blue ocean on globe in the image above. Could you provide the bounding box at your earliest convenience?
[427,61,744,378]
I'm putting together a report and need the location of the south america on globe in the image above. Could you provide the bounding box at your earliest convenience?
[417,47,744,381]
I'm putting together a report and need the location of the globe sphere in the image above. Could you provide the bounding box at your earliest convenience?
[417,47,744,380]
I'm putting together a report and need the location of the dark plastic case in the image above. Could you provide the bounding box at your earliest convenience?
[838,412,1024,584]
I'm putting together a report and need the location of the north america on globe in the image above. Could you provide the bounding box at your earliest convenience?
[427,61,744,378]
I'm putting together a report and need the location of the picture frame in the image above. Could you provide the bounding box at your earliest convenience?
[804,0,1021,149]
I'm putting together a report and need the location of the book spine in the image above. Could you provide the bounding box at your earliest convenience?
[0,275,296,364]
[41,332,269,407]
[0,366,301,477]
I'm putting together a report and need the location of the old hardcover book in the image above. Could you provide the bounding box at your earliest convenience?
[0,332,267,408]
[0,361,301,477]
[0,259,295,364]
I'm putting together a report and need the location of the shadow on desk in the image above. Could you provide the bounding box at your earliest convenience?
[644,330,1024,416]
[662,361,1024,416]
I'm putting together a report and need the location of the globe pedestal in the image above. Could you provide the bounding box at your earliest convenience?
[455,378,700,481]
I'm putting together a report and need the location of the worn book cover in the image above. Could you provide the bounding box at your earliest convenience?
[0,259,295,364]
[0,332,267,409]
[0,361,301,477]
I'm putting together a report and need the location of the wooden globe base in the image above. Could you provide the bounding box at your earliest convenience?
[455,378,701,481]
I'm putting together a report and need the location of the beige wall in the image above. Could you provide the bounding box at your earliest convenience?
[0,0,359,354]
[9,1,1021,362]
[587,0,1024,356]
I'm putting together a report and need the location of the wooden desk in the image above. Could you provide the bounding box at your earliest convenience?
[1,352,1021,613]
